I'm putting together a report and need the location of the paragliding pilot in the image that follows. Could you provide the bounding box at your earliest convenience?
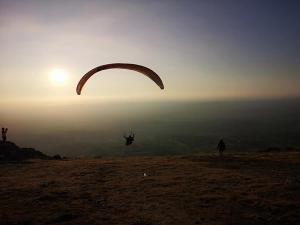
[217,139,226,156]
[2,127,8,143]
[123,131,135,146]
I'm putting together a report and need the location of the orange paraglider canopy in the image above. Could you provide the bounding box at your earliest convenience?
[76,63,164,95]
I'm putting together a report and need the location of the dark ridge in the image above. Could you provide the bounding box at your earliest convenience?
[0,141,50,161]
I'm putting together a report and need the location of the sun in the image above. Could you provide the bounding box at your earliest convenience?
[49,68,69,86]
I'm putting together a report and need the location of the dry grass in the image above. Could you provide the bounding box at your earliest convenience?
[0,152,300,225]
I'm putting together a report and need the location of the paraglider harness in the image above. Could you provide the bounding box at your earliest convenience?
[123,131,135,146]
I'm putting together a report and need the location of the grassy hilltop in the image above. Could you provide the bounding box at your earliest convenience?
[0,152,300,225]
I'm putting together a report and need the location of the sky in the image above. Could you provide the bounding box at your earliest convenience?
[0,0,300,155]
[0,0,300,102]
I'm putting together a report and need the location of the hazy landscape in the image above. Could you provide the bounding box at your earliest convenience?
[2,98,300,224]
[1,98,300,157]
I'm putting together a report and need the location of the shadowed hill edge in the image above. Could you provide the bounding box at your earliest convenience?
[0,141,52,161]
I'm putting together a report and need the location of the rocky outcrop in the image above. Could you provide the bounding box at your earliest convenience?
[0,141,50,161]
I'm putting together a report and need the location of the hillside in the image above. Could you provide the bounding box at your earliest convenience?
[0,152,300,225]
[0,141,50,161]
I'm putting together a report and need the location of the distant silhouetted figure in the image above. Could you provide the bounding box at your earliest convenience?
[217,139,226,156]
[2,128,8,143]
[123,132,135,146]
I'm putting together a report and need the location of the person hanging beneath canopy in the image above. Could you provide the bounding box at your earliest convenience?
[123,131,135,146]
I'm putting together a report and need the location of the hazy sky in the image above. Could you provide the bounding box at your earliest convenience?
[0,0,299,101]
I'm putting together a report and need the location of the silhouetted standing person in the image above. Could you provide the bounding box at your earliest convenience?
[2,128,8,143]
[217,139,226,156]
[123,132,135,146]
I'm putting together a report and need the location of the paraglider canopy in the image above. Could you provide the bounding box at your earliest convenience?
[76,63,164,95]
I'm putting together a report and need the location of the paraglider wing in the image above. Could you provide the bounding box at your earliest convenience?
[76,63,164,95]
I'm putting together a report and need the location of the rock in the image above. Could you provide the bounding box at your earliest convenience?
[0,141,50,161]
[52,154,62,160]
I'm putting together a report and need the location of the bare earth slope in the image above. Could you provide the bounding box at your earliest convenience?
[0,152,300,225]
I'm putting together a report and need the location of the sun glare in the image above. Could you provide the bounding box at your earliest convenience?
[49,68,69,86]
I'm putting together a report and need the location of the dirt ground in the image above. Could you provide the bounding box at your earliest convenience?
[0,152,300,225]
